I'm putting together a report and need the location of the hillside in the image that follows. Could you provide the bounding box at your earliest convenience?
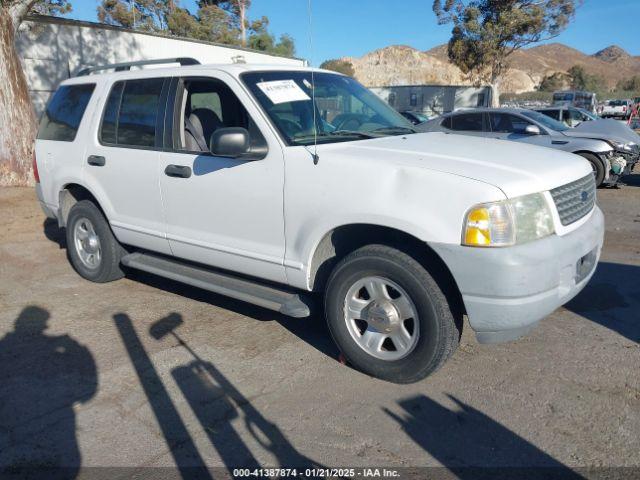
[347,43,640,93]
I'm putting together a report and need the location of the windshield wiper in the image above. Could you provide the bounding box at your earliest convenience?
[371,126,417,135]
[330,130,378,138]
[294,130,377,142]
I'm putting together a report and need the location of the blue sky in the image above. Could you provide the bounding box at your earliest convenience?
[65,0,640,64]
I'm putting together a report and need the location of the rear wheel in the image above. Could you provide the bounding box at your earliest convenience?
[577,152,606,187]
[66,200,125,283]
[324,245,460,384]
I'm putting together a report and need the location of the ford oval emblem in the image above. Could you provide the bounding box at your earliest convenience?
[581,191,589,202]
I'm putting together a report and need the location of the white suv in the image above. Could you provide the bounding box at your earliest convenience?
[35,59,604,383]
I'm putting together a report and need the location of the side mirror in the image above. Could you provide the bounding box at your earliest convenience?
[524,124,541,135]
[210,127,250,158]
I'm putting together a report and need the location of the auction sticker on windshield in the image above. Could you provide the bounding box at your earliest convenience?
[256,79,310,104]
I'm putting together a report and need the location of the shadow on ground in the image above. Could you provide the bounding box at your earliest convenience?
[128,269,340,361]
[0,306,321,479]
[387,394,585,479]
[566,262,640,343]
[621,173,640,188]
[42,219,340,361]
[114,312,321,478]
[43,218,65,248]
[0,306,97,479]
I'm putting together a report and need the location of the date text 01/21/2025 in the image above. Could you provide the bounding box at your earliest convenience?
[232,467,401,478]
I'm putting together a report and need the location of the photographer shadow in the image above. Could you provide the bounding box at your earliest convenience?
[0,306,97,479]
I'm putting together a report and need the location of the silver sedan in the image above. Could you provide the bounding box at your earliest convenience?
[419,108,635,187]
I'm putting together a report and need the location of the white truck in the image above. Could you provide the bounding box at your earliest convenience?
[35,59,604,383]
[601,99,633,119]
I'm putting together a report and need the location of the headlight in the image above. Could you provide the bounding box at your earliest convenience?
[610,141,633,152]
[463,193,555,247]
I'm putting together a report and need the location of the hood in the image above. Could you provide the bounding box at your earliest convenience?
[567,119,640,146]
[324,132,592,198]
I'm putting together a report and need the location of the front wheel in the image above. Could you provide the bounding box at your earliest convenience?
[577,152,606,187]
[324,245,460,384]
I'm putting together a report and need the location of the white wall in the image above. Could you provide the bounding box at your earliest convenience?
[16,16,304,115]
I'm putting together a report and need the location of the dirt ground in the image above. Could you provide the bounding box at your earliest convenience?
[0,176,638,478]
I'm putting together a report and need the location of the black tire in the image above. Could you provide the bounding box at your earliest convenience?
[577,152,605,187]
[66,200,125,283]
[324,245,460,384]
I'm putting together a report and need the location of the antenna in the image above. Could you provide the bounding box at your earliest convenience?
[307,0,319,165]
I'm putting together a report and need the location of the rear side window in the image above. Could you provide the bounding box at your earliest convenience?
[450,113,484,131]
[100,78,165,148]
[38,84,95,142]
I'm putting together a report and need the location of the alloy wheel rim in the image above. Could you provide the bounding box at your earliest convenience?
[343,276,419,361]
[73,217,102,270]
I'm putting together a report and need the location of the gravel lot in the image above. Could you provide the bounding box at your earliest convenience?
[0,176,638,478]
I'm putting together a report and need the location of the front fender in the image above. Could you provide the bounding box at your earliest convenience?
[284,163,505,290]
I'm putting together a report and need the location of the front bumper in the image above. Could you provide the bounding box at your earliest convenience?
[618,151,639,175]
[431,207,605,344]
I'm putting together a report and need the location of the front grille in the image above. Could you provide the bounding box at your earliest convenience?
[550,174,596,226]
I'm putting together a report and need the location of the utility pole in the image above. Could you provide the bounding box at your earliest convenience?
[130,0,136,29]
[238,0,246,47]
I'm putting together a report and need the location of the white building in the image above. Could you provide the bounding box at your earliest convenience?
[16,15,305,115]
[371,85,492,117]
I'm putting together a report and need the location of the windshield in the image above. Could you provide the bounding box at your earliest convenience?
[408,112,429,123]
[521,110,569,131]
[553,92,574,102]
[242,71,415,146]
[576,108,598,120]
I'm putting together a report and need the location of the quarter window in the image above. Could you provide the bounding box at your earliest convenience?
[38,84,95,142]
[100,78,165,147]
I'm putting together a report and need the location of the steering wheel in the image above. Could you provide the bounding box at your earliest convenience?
[333,115,363,131]
[278,118,302,137]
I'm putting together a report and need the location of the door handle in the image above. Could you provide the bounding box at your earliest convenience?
[164,164,192,178]
[87,155,106,166]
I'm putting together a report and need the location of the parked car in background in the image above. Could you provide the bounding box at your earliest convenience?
[552,90,597,112]
[550,115,640,176]
[400,111,431,125]
[35,60,605,383]
[419,108,633,187]
[601,99,633,119]
[536,106,598,127]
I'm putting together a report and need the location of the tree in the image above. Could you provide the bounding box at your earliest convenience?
[567,64,604,92]
[616,75,640,93]
[245,17,295,56]
[100,0,295,56]
[197,0,249,44]
[320,59,355,77]
[97,0,176,32]
[0,0,72,186]
[433,0,581,107]
[538,72,569,92]
[193,4,240,43]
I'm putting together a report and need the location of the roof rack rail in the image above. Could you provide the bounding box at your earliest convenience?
[75,57,201,77]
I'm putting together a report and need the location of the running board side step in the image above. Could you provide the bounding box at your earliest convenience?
[121,252,312,318]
